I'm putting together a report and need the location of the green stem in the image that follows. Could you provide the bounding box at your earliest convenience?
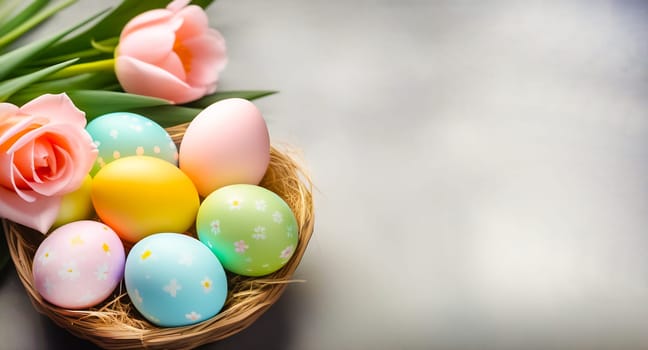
[91,37,119,53]
[45,58,115,80]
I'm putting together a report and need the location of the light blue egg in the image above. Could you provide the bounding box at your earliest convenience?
[86,112,178,176]
[124,233,228,327]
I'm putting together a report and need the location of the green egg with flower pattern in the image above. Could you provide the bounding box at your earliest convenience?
[196,184,299,276]
[86,112,178,176]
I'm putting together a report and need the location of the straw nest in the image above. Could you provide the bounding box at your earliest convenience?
[3,123,314,350]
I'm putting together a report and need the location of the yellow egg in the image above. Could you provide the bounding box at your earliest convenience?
[51,175,94,230]
[91,156,199,243]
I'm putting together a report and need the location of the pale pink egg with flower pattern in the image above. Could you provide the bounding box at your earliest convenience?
[32,220,125,309]
[179,98,270,197]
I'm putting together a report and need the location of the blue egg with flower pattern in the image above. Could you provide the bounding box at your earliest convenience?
[124,233,228,327]
[86,112,178,176]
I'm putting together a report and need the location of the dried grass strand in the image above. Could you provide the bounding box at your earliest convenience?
[4,128,314,350]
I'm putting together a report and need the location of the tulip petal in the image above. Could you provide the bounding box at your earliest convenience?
[0,185,61,233]
[175,5,209,40]
[116,56,205,104]
[121,9,173,38]
[20,94,85,127]
[183,30,227,86]
[157,52,186,81]
[118,25,176,65]
[167,0,191,12]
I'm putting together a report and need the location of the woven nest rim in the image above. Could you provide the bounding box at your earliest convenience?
[4,140,314,350]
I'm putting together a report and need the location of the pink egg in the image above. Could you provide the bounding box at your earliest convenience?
[32,220,125,309]
[179,98,270,197]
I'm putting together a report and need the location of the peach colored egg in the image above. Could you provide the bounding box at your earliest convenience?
[179,98,270,197]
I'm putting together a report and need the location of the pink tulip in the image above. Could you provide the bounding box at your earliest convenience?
[0,94,97,233]
[115,0,227,104]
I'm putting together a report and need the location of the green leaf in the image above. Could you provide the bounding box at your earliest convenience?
[31,37,117,66]
[128,90,277,127]
[128,105,203,128]
[0,58,77,102]
[30,46,110,67]
[66,90,171,120]
[8,72,117,105]
[0,7,109,81]
[0,0,23,29]
[45,0,216,58]
[0,0,49,41]
[0,0,77,50]
[184,90,278,108]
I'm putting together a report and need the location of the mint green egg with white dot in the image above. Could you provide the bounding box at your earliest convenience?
[196,184,299,277]
[86,112,178,176]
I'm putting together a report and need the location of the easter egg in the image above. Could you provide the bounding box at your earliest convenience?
[179,98,270,197]
[196,184,298,276]
[86,112,178,176]
[32,220,125,309]
[124,233,228,327]
[91,156,199,243]
[51,174,94,230]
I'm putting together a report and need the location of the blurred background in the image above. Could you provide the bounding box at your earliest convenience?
[1,0,648,349]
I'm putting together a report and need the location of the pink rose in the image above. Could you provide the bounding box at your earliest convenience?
[115,0,227,104]
[0,94,97,233]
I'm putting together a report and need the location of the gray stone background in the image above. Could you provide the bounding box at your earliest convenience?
[1,1,647,349]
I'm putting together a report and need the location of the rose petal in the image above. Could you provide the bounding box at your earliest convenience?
[12,139,36,182]
[36,124,96,193]
[0,115,43,149]
[33,138,55,182]
[5,123,95,194]
[20,94,85,127]
[14,138,53,185]
[5,118,54,153]
[0,103,20,122]
[10,156,35,202]
[116,56,205,103]
[26,145,73,196]
[0,148,11,183]
[0,185,62,233]
[0,94,96,234]
[118,25,176,64]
